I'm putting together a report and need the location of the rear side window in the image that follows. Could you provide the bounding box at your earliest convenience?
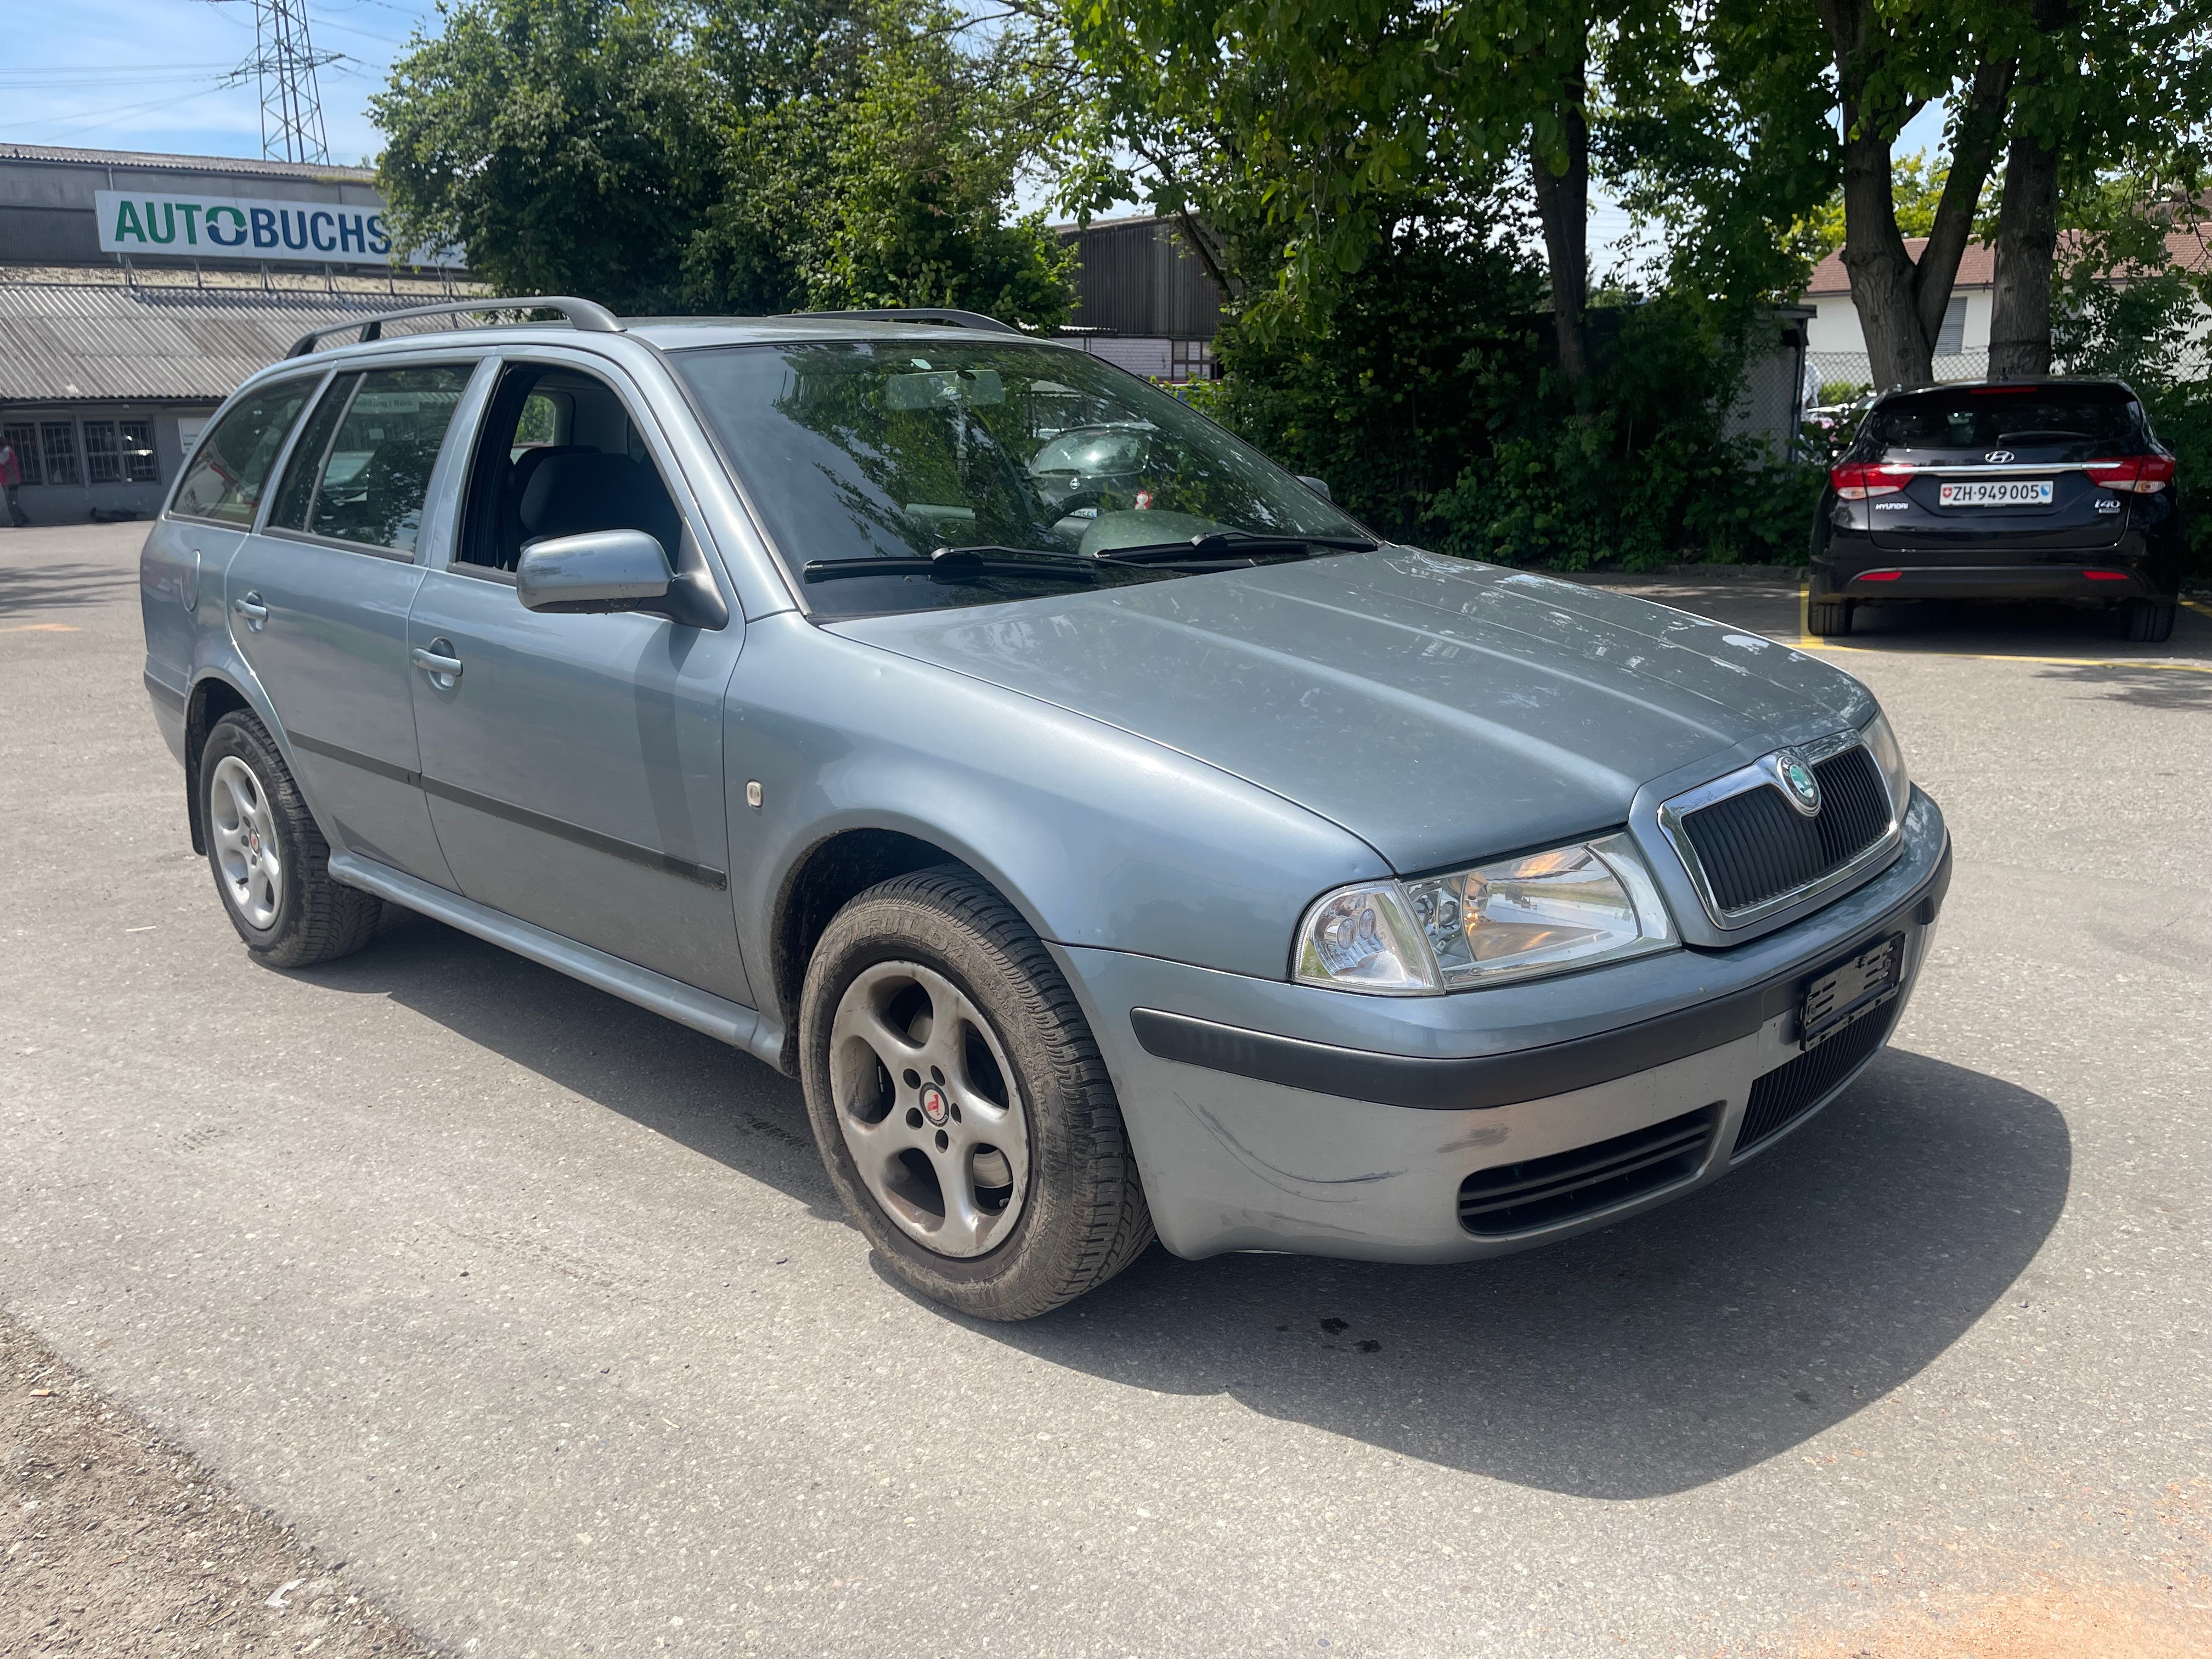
[172,377,318,525]
[266,364,472,555]
[1866,386,2140,456]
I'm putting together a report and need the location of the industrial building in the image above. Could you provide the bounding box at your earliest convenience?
[0,142,468,526]
[1056,214,1224,382]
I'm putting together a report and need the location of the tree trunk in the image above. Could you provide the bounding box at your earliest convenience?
[1912,55,2014,350]
[1836,115,1932,390]
[1816,0,1931,388]
[1530,36,1591,399]
[1989,129,2061,377]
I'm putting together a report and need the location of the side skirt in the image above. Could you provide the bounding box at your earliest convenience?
[328,851,786,1073]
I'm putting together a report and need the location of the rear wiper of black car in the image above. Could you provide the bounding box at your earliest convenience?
[803,545,1101,585]
[1094,530,1379,566]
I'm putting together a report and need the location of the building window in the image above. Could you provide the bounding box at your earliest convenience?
[121,419,157,483]
[40,421,80,486]
[3,422,42,486]
[1169,339,1215,383]
[84,420,123,484]
[1936,295,1967,357]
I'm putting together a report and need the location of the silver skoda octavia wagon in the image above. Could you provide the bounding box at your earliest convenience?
[139,298,1949,1319]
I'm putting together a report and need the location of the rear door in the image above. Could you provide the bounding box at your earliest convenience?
[224,358,486,886]
[1863,385,2140,556]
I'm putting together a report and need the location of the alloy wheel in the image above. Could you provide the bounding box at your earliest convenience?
[208,754,283,930]
[828,960,1030,1258]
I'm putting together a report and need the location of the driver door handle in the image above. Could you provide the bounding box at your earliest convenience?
[232,591,268,628]
[410,643,464,681]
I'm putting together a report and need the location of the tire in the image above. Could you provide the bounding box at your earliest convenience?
[2119,597,2176,644]
[799,867,1154,1320]
[200,712,382,968]
[1807,596,1854,637]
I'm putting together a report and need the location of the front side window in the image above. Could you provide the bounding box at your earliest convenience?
[672,340,1369,617]
[172,377,317,524]
[267,364,471,555]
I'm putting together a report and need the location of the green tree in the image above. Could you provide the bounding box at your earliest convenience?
[373,0,715,312]
[374,0,1073,328]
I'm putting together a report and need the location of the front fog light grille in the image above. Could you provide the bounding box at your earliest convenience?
[1679,745,1891,915]
[1457,1104,1718,1236]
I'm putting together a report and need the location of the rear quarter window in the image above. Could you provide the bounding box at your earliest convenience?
[171,376,319,525]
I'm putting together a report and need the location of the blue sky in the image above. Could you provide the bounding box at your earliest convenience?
[0,0,441,166]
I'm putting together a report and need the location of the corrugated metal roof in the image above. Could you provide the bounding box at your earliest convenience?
[0,280,444,402]
[0,142,375,184]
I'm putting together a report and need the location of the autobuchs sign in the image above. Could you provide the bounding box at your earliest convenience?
[93,190,463,268]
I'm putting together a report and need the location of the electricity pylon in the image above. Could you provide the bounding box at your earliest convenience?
[246,0,337,164]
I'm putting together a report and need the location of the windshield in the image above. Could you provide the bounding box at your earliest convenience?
[672,340,1373,616]
[1865,384,2142,458]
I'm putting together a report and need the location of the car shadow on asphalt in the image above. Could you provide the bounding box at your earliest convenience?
[0,560,137,617]
[1819,596,2212,664]
[308,915,2068,1502]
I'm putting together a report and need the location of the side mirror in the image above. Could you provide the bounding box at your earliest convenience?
[1295,474,1334,502]
[516,529,673,613]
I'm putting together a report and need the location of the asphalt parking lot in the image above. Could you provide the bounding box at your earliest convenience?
[3,522,2209,1657]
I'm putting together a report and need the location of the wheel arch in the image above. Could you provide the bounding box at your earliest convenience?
[183,673,256,855]
[768,826,990,1074]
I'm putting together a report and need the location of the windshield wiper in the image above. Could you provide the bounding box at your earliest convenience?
[1094,529,1379,566]
[803,545,1099,585]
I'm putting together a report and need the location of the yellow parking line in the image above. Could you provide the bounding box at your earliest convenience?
[0,622,80,633]
[2182,597,2212,620]
[1793,641,2212,672]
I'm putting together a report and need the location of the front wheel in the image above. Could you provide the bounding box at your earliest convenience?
[799,868,1153,1319]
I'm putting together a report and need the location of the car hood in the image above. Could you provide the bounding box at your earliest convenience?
[830,549,1873,872]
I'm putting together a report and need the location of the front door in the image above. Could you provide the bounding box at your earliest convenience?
[404,355,753,1005]
[224,360,482,887]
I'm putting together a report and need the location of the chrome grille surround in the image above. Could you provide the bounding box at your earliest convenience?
[1657,729,1902,931]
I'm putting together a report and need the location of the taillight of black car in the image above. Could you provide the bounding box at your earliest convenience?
[2081,454,2176,494]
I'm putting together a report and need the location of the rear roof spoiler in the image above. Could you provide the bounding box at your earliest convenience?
[286,295,623,358]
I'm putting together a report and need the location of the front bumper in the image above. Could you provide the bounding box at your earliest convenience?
[1057,788,1950,1263]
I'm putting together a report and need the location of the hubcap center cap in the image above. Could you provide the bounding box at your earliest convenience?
[918,1084,951,1127]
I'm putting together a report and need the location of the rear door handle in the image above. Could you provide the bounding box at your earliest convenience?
[232,591,268,629]
[410,642,463,685]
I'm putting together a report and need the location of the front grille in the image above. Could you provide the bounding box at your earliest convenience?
[1679,745,1892,915]
[1731,998,1900,1158]
[1458,1104,1718,1236]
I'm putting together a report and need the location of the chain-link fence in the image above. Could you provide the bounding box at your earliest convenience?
[1805,349,1991,404]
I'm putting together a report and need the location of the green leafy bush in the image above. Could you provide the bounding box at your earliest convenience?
[1200,219,1823,569]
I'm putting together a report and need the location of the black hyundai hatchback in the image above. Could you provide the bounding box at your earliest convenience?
[1809,377,2182,642]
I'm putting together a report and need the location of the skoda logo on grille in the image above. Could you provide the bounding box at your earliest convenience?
[1776,751,1822,816]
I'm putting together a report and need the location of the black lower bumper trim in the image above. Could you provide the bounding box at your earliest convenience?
[1131,839,1951,1112]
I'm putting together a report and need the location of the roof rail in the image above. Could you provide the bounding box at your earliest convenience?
[286,295,623,358]
[793,307,1024,336]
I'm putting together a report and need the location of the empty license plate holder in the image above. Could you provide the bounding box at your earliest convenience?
[1798,933,1904,1052]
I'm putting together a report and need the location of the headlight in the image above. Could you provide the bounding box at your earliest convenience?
[1860,707,1910,815]
[1293,833,1678,995]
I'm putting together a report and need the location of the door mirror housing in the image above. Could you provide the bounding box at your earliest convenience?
[516,529,673,613]
[1294,474,1334,502]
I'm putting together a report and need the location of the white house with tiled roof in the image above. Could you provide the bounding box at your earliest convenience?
[1801,230,2210,392]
